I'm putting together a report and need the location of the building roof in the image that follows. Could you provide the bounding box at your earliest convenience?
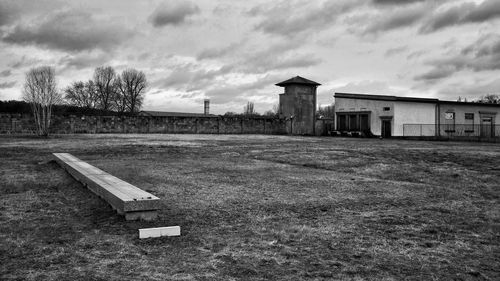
[276,76,321,87]
[334,92,500,107]
[335,92,438,103]
[139,111,217,117]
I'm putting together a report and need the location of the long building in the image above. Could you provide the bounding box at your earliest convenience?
[334,93,500,138]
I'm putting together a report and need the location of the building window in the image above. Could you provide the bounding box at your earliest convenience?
[337,113,370,132]
[445,112,455,132]
[383,107,390,111]
[465,113,474,132]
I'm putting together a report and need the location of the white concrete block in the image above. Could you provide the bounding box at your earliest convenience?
[139,226,181,239]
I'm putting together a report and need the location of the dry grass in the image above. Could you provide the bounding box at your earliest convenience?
[0,134,499,280]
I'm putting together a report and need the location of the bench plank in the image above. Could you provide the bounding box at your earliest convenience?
[53,153,161,220]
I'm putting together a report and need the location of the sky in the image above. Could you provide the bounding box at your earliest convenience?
[0,0,499,114]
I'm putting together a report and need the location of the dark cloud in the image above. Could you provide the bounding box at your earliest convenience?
[419,2,474,33]
[8,55,42,69]
[414,66,456,81]
[365,4,428,33]
[414,34,500,81]
[2,10,132,52]
[197,42,242,60]
[253,0,360,37]
[0,2,17,26]
[406,50,426,60]
[385,46,408,57]
[464,0,500,23]
[420,0,500,33]
[0,69,12,77]
[0,0,61,27]
[0,81,16,89]
[149,0,199,27]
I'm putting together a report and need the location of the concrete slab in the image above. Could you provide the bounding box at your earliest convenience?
[139,226,181,239]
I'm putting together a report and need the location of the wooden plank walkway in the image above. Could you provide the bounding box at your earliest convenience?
[53,153,161,221]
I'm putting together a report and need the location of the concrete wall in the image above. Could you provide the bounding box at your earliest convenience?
[0,114,287,135]
[394,102,436,136]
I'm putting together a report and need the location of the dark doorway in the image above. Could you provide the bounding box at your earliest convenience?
[360,114,369,132]
[481,117,493,138]
[381,120,391,138]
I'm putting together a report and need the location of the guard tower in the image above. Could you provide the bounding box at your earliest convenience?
[276,76,321,135]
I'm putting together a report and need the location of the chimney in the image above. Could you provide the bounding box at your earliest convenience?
[204,99,210,115]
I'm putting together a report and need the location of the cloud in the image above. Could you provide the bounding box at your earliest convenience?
[0,81,16,89]
[197,42,242,60]
[8,56,42,69]
[420,0,500,33]
[332,80,399,95]
[159,63,234,91]
[0,69,12,77]
[236,42,322,73]
[414,65,456,81]
[253,0,359,37]
[406,50,426,60]
[414,34,500,81]
[365,3,428,33]
[149,0,200,27]
[438,78,500,99]
[58,52,109,70]
[419,2,474,33]
[203,74,281,104]
[385,46,408,57]
[2,10,132,52]
[372,0,425,5]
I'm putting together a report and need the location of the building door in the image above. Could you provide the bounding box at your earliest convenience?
[360,114,369,132]
[381,120,391,138]
[481,117,493,138]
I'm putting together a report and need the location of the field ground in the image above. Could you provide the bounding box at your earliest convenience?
[0,134,499,280]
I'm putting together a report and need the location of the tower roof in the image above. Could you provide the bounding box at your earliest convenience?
[275,76,321,87]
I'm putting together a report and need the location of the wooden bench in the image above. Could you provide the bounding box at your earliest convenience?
[53,153,161,221]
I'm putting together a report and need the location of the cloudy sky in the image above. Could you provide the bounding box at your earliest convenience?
[0,0,499,114]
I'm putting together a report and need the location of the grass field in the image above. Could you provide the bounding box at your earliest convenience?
[1,134,499,280]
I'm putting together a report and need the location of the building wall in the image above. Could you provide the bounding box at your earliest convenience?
[394,102,436,136]
[0,114,287,135]
[279,84,316,135]
[438,103,500,125]
[437,103,500,137]
[335,97,394,135]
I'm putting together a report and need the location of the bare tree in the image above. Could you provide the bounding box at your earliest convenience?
[475,94,500,104]
[113,77,127,113]
[243,101,256,116]
[64,80,98,109]
[317,103,335,118]
[93,66,117,111]
[23,66,62,136]
[116,69,147,113]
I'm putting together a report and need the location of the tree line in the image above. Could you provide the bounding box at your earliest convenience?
[65,66,147,113]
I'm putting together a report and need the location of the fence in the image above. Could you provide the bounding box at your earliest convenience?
[403,124,500,139]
